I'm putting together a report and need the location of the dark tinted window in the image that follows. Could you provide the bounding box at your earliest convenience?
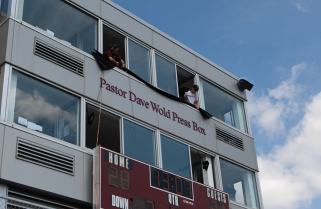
[86,104,120,152]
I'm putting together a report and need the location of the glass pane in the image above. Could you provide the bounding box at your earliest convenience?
[155,54,177,96]
[220,159,260,208]
[161,135,191,179]
[8,70,80,145]
[199,78,247,133]
[18,0,97,54]
[128,39,151,83]
[123,119,156,165]
[86,104,120,151]
[0,0,9,22]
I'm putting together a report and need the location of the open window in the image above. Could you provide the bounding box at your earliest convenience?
[103,26,126,64]
[86,104,121,152]
[190,148,204,184]
[0,0,9,23]
[177,66,194,99]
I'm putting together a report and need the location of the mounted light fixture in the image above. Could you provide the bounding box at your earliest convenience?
[202,161,209,171]
[237,79,254,91]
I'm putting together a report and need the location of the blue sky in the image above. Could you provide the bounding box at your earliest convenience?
[111,0,321,208]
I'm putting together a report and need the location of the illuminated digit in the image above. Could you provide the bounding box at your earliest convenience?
[175,177,183,195]
[162,172,169,191]
[120,170,130,190]
[210,201,217,209]
[152,169,160,187]
[147,200,155,209]
[109,166,118,188]
[184,180,192,198]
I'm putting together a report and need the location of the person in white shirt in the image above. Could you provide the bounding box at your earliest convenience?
[184,85,199,109]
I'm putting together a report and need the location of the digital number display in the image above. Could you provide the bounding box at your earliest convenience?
[150,167,193,199]
[210,200,226,209]
[133,196,155,209]
[108,165,130,191]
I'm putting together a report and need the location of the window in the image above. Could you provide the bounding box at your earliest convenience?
[123,119,156,166]
[8,70,80,145]
[155,54,178,96]
[199,78,247,133]
[128,39,151,83]
[0,0,9,23]
[17,0,97,54]
[161,135,191,179]
[190,148,204,184]
[177,66,194,99]
[86,104,121,152]
[103,26,126,64]
[220,159,260,208]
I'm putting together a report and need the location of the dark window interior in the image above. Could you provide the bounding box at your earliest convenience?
[103,26,126,64]
[190,148,204,184]
[86,104,120,152]
[177,66,195,99]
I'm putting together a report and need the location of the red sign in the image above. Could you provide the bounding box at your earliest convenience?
[93,146,230,209]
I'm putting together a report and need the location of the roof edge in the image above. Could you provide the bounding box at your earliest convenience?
[103,0,240,81]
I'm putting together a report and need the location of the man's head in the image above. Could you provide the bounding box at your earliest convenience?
[191,85,199,93]
[110,44,119,53]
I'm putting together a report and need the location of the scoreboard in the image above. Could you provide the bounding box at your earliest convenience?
[93,146,230,209]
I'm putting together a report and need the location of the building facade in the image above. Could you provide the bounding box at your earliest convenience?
[0,0,263,208]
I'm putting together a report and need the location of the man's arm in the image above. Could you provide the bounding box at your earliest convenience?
[108,57,119,66]
[120,59,125,68]
[194,100,199,109]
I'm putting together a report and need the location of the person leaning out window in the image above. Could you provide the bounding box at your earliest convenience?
[184,85,199,109]
[105,44,125,68]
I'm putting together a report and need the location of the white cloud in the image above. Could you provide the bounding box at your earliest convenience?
[247,62,306,137]
[294,3,309,12]
[258,91,321,209]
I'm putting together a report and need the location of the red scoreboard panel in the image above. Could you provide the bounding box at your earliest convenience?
[93,146,230,209]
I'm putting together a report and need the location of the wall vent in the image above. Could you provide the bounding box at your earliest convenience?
[215,126,244,150]
[16,138,74,175]
[34,39,84,76]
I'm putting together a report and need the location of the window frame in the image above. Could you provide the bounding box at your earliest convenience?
[126,37,153,83]
[5,66,83,149]
[154,52,180,97]
[199,75,248,133]
[121,117,158,166]
[218,156,262,209]
[15,0,100,58]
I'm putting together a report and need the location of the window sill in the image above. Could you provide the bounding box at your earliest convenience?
[11,17,96,61]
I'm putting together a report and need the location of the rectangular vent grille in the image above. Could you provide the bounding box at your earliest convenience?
[216,126,244,150]
[34,39,84,76]
[16,138,74,175]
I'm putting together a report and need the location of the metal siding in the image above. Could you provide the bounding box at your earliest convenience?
[203,119,218,153]
[129,78,159,128]
[69,0,101,16]
[214,122,258,171]
[153,32,197,71]
[100,3,153,46]
[87,69,134,117]
[1,126,85,202]
[197,57,247,100]
[0,20,9,65]
[83,153,93,203]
